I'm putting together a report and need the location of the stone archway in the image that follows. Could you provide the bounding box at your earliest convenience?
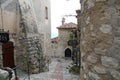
[65,48,71,57]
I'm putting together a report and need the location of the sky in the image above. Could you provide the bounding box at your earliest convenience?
[51,0,80,38]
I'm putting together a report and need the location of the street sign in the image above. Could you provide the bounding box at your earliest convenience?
[0,33,9,43]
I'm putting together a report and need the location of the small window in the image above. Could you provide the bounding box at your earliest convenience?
[45,7,48,19]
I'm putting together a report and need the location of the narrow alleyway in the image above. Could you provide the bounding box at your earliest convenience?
[17,58,79,80]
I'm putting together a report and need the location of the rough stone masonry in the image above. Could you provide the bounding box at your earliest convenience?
[79,0,120,80]
[0,0,50,74]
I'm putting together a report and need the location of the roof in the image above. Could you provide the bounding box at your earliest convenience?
[57,22,77,29]
[51,37,58,43]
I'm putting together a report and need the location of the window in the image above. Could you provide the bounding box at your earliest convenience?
[45,7,48,19]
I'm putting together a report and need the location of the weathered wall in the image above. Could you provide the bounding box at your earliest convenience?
[32,0,51,57]
[0,0,51,73]
[0,0,19,35]
[57,29,73,57]
[79,0,120,80]
[51,41,58,57]
[0,0,20,67]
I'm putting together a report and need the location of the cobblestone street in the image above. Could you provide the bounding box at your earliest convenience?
[17,58,80,80]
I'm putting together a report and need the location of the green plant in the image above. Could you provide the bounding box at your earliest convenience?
[69,65,80,75]
[69,33,75,40]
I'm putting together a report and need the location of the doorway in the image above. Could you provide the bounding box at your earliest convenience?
[65,48,71,57]
[2,41,15,68]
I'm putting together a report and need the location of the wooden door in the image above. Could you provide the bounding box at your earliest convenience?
[2,41,15,68]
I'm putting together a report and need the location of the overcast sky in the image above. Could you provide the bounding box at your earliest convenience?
[51,0,80,38]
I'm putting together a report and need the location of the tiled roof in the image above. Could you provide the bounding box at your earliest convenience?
[57,22,77,29]
[51,37,58,43]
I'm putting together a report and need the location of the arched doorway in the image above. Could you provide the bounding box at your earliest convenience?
[65,48,71,57]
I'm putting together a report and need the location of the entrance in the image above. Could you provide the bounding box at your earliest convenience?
[2,41,15,68]
[65,48,71,57]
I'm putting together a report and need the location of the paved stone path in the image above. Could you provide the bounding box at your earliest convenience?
[51,62,63,80]
[17,58,79,80]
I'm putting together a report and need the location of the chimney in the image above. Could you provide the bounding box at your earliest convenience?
[62,17,65,25]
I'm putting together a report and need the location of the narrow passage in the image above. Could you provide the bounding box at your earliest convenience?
[17,58,79,80]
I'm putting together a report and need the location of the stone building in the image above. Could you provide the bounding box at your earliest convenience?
[0,0,51,73]
[51,37,58,57]
[32,0,51,57]
[57,18,77,58]
[77,0,120,80]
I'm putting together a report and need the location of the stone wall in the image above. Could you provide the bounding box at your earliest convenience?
[58,29,74,57]
[79,0,120,80]
[0,0,50,73]
[15,0,49,73]
[51,38,58,57]
[32,0,51,57]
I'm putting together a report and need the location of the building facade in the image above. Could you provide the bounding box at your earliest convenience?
[78,0,120,80]
[32,0,51,57]
[0,0,51,73]
[57,20,77,58]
